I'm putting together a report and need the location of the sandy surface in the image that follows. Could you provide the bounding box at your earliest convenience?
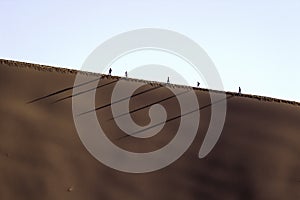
[0,59,299,200]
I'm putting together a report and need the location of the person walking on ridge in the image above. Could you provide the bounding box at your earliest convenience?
[167,77,170,84]
[197,81,200,87]
[238,87,241,95]
[108,68,112,76]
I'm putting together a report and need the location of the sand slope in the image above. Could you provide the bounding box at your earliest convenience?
[0,59,299,200]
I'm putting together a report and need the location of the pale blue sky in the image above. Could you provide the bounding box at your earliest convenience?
[0,0,299,101]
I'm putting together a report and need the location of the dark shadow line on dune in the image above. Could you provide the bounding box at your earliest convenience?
[116,95,234,140]
[27,77,102,104]
[108,90,192,121]
[78,85,164,116]
[51,79,120,104]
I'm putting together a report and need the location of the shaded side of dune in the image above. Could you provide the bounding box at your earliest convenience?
[0,59,299,200]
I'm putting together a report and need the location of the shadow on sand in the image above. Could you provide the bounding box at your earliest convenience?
[77,85,164,116]
[27,77,119,104]
[108,90,192,121]
[116,95,234,140]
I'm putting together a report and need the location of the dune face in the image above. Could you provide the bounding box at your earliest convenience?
[0,59,299,200]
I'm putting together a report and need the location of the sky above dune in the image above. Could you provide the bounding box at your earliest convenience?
[0,0,299,101]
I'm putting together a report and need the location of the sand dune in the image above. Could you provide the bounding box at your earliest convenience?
[0,59,299,200]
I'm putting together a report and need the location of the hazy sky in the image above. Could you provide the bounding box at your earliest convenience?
[1,0,299,101]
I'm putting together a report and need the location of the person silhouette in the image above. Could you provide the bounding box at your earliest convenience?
[167,76,170,84]
[197,81,200,87]
[125,71,128,78]
[108,68,112,76]
[239,87,241,95]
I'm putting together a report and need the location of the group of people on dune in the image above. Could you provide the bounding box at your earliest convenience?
[108,68,242,95]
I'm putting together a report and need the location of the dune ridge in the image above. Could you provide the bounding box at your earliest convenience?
[1,58,299,106]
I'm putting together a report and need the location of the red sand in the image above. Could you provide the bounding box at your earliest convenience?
[0,59,299,200]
